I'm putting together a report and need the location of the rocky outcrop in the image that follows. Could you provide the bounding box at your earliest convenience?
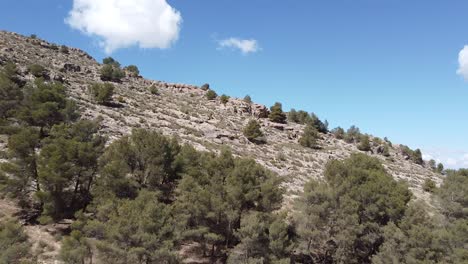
[252,103,269,118]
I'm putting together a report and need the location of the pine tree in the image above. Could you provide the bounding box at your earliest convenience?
[37,120,105,220]
[412,149,423,165]
[332,127,345,139]
[299,123,319,149]
[243,119,264,143]
[243,95,252,104]
[294,154,412,263]
[0,66,23,119]
[288,109,299,123]
[309,113,328,133]
[436,163,444,174]
[269,102,286,123]
[124,65,139,77]
[19,79,78,132]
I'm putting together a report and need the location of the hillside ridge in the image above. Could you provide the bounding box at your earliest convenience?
[0,30,441,206]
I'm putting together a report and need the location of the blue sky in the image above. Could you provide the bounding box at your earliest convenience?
[1,0,468,168]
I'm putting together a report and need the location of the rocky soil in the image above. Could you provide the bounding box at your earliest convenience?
[0,30,442,263]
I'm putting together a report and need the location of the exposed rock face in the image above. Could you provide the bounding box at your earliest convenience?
[62,63,81,73]
[0,30,440,207]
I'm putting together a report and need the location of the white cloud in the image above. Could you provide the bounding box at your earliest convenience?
[422,148,468,169]
[66,0,182,53]
[218,38,260,54]
[457,46,468,80]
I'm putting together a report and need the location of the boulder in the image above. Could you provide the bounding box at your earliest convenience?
[269,122,286,130]
[62,63,81,73]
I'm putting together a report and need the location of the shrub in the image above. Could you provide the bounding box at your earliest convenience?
[89,83,114,105]
[357,134,371,151]
[124,65,139,77]
[149,85,159,95]
[299,124,320,149]
[100,64,125,82]
[220,94,230,104]
[0,219,32,263]
[30,34,37,39]
[60,45,69,54]
[344,125,361,143]
[27,64,46,77]
[332,127,345,139]
[100,65,113,80]
[243,119,264,143]
[244,95,252,104]
[423,178,436,192]
[206,89,217,100]
[60,231,92,264]
[200,83,210,90]
[3,61,18,78]
[382,144,390,157]
[269,102,287,123]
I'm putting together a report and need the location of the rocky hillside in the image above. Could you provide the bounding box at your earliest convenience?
[0,30,441,207]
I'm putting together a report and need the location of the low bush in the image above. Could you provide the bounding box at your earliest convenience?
[89,83,115,105]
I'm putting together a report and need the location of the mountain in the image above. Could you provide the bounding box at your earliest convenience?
[0,31,449,263]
